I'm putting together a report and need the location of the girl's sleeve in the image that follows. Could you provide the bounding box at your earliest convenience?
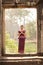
[23,30,26,33]
[18,31,21,33]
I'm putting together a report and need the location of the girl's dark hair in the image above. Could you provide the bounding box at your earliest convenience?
[20,25,24,27]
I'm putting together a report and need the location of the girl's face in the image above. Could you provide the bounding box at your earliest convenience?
[20,25,24,30]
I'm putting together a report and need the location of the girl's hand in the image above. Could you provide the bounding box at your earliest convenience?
[21,31,23,34]
[21,31,23,33]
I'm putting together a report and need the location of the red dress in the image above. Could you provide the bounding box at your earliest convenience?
[18,30,26,53]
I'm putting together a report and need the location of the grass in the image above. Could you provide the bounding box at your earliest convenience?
[5,40,37,54]
[25,41,37,53]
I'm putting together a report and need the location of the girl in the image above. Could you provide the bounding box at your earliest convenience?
[18,25,26,53]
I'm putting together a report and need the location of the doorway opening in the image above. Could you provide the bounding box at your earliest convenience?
[4,8,37,54]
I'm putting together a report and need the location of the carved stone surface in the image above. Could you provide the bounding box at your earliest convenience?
[0,0,43,56]
[0,0,2,56]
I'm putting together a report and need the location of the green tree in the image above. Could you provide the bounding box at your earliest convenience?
[5,32,18,53]
[5,9,30,24]
[25,21,37,40]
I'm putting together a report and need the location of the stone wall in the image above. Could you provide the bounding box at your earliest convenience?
[41,5,43,53]
[0,0,2,56]
[0,0,43,56]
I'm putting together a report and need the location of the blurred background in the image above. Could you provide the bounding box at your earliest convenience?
[4,8,37,54]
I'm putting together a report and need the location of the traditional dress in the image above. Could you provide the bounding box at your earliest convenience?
[18,30,26,53]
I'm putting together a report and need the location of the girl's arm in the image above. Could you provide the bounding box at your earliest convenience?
[18,31,21,37]
[24,32,26,37]
[21,31,26,37]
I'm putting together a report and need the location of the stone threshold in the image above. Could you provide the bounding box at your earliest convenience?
[0,56,43,62]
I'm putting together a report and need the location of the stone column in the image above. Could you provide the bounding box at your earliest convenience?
[37,4,41,54]
[0,0,2,56]
[41,6,43,53]
[37,3,43,54]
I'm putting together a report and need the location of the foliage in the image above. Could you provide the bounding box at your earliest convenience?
[25,42,37,53]
[25,21,37,40]
[5,32,18,54]
[5,32,37,54]
[5,9,37,54]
